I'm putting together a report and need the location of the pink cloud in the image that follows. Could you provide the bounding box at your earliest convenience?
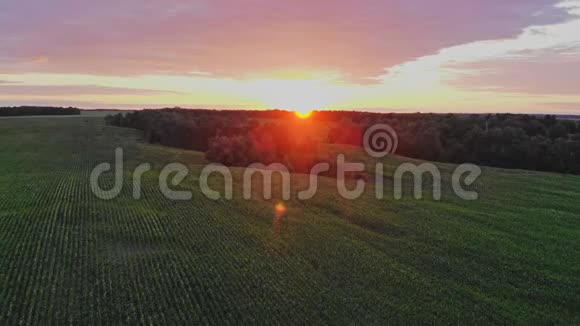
[0,0,569,82]
[0,85,181,96]
[447,49,580,95]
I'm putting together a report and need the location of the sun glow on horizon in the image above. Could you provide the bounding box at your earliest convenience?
[294,109,313,119]
[249,75,351,113]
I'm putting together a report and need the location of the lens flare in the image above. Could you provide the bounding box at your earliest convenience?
[274,202,287,218]
[273,202,287,235]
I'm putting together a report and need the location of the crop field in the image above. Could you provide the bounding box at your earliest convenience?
[0,117,579,324]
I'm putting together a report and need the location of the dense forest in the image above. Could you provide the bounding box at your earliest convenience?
[106,109,325,174]
[106,108,580,175]
[0,106,81,116]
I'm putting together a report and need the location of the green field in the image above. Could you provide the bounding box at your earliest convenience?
[0,117,578,324]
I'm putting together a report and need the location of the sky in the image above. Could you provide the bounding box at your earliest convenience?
[1,0,579,114]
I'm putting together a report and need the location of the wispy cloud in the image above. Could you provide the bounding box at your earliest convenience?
[376,0,580,91]
[539,101,580,113]
[0,85,181,96]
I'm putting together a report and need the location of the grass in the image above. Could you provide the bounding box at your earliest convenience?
[0,117,578,324]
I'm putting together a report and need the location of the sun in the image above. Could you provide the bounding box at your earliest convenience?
[294,109,313,119]
[249,76,343,118]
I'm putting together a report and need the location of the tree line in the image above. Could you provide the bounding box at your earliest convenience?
[106,109,326,174]
[0,106,81,116]
[106,109,580,175]
[329,113,580,174]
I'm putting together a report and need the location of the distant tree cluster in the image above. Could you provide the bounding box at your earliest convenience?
[328,113,580,174]
[206,122,322,173]
[107,109,226,151]
[107,109,580,175]
[0,106,81,116]
[106,109,325,173]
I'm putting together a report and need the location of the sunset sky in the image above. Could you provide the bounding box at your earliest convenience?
[1,0,579,113]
